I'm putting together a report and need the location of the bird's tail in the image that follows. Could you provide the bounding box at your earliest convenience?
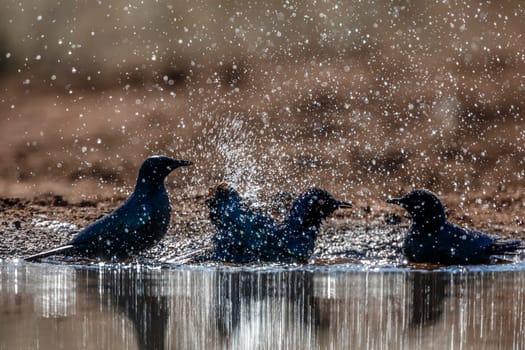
[491,239,524,255]
[25,245,75,262]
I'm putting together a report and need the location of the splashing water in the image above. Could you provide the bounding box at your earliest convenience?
[33,217,78,234]
[205,115,267,205]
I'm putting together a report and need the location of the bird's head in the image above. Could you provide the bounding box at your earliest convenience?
[288,188,351,227]
[208,183,237,201]
[206,183,256,228]
[206,183,241,210]
[387,189,446,226]
[136,156,192,187]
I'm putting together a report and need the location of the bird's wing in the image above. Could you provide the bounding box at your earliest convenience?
[71,201,154,246]
[437,224,518,262]
[461,227,524,257]
[458,226,523,252]
[208,187,276,255]
[439,224,492,250]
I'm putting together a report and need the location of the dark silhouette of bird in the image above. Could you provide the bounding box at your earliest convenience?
[207,183,352,263]
[387,189,523,265]
[25,156,192,262]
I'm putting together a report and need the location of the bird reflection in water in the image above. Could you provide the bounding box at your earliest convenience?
[213,269,322,348]
[94,267,170,350]
[409,272,447,327]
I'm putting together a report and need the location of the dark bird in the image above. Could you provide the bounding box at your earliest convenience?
[387,189,523,265]
[207,183,352,263]
[25,156,192,262]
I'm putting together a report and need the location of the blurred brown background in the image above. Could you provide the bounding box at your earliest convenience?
[0,0,524,205]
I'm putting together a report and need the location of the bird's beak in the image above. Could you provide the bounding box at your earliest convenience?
[386,198,403,206]
[336,200,352,209]
[166,159,192,172]
[173,159,193,168]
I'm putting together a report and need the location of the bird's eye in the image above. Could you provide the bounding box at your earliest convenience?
[317,199,325,206]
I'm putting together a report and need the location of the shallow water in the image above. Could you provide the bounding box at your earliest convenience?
[1,261,525,350]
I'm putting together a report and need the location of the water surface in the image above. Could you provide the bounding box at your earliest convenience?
[1,261,525,350]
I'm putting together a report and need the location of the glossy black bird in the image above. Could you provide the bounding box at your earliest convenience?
[208,183,352,263]
[25,156,192,262]
[387,189,523,265]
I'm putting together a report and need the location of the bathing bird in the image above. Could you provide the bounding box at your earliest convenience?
[208,183,352,263]
[25,156,192,262]
[387,189,523,265]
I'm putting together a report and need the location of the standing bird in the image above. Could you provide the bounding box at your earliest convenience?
[387,189,523,265]
[25,156,192,262]
[207,183,352,263]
